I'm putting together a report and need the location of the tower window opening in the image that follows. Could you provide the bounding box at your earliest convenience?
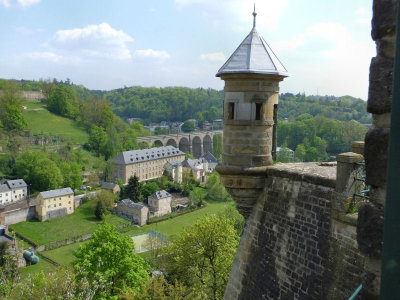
[255,103,262,120]
[228,102,235,120]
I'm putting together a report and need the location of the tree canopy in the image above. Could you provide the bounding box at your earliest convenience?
[74,223,149,297]
[162,215,239,300]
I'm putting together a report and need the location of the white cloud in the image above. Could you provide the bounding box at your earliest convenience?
[200,52,226,63]
[0,0,40,8]
[355,7,371,25]
[18,0,39,7]
[174,0,288,32]
[0,0,10,7]
[134,49,170,59]
[50,22,134,60]
[274,22,375,98]
[27,52,62,62]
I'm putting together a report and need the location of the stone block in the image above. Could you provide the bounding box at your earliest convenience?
[371,0,397,41]
[351,141,365,156]
[372,112,391,129]
[364,128,389,187]
[367,55,394,114]
[357,202,383,257]
[376,34,396,58]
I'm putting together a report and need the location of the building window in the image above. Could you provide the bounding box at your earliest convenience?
[54,204,56,207]
[68,201,71,204]
[255,103,262,120]
[54,198,56,201]
[48,199,50,203]
[228,103,235,120]
[59,197,61,200]
[69,207,72,211]
[48,205,50,208]
[59,203,62,206]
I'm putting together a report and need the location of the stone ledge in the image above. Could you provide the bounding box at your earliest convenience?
[217,162,337,188]
[332,211,358,226]
[265,162,337,188]
[336,152,364,163]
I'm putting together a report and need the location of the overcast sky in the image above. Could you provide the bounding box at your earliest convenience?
[0,0,375,99]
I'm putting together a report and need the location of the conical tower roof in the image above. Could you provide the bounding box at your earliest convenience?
[216,9,288,77]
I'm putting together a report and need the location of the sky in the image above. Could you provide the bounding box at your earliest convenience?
[0,0,375,99]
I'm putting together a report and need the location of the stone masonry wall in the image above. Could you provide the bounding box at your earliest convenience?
[358,0,397,297]
[224,163,366,300]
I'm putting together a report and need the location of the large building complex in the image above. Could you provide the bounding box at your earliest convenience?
[0,179,28,205]
[113,146,185,184]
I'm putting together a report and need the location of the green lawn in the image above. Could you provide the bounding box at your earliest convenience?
[10,200,130,246]
[120,200,232,239]
[37,200,232,268]
[42,240,89,266]
[19,257,57,278]
[24,107,88,144]
[24,100,45,110]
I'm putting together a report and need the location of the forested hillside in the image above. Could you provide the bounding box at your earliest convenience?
[102,86,223,124]
[279,93,371,123]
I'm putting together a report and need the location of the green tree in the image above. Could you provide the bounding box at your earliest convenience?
[212,133,223,162]
[95,199,107,220]
[74,223,149,296]
[15,151,63,191]
[218,205,244,236]
[3,106,27,131]
[88,125,107,156]
[141,181,160,200]
[189,187,204,207]
[47,84,78,118]
[125,175,142,202]
[0,81,27,132]
[60,162,82,189]
[162,215,239,300]
[205,172,230,202]
[181,121,195,133]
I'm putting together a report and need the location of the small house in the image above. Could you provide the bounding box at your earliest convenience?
[115,199,148,226]
[35,187,74,221]
[148,190,172,218]
[101,182,121,194]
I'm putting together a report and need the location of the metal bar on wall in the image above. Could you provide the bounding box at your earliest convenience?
[380,0,400,297]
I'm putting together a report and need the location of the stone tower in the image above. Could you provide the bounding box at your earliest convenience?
[216,7,288,218]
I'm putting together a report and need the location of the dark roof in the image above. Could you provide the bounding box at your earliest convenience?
[182,158,202,169]
[167,160,182,167]
[149,190,171,200]
[203,151,218,163]
[0,179,28,193]
[121,199,147,209]
[40,187,73,199]
[113,146,184,165]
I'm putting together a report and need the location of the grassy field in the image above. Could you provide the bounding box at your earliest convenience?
[34,200,232,270]
[24,104,88,144]
[10,199,130,246]
[24,101,45,110]
[119,200,232,239]
[19,257,57,278]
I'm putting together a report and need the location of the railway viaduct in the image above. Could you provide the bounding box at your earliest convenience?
[137,130,222,158]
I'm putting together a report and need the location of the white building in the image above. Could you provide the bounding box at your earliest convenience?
[164,160,183,183]
[148,190,172,218]
[0,179,28,205]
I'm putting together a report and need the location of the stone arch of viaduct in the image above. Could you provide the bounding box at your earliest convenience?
[137,130,222,158]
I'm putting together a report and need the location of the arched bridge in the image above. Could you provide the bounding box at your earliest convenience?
[137,130,222,158]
